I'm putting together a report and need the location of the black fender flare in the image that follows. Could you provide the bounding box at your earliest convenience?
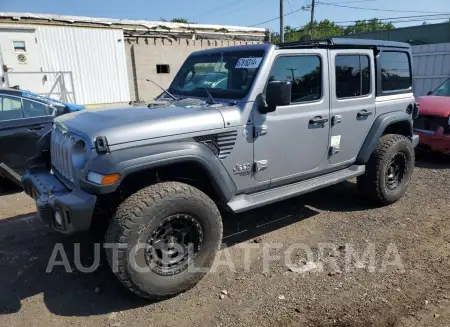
[356,111,412,164]
[83,141,237,202]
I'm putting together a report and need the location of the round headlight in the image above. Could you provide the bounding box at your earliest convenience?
[72,140,87,170]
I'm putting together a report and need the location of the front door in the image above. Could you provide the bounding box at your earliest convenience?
[253,49,331,183]
[0,94,54,175]
[328,49,376,165]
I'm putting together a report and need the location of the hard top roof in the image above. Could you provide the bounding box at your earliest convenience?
[278,38,410,50]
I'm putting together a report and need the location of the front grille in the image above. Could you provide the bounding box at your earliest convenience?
[51,128,75,182]
[414,115,450,135]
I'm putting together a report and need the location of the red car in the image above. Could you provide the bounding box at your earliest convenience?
[414,78,450,155]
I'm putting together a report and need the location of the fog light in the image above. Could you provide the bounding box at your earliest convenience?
[54,210,63,227]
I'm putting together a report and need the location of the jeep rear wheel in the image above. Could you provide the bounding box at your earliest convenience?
[357,134,414,205]
[105,181,222,300]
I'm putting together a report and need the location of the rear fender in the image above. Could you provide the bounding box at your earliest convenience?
[356,112,413,164]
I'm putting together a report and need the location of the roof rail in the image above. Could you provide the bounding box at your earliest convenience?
[277,38,410,50]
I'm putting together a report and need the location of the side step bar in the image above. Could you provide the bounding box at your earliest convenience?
[227,165,365,213]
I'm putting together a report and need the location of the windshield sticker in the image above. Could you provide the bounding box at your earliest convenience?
[235,57,263,69]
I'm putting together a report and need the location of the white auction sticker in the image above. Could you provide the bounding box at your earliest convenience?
[235,57,263,69]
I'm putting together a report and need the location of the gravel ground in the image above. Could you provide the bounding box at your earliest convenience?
[0,153,449,327]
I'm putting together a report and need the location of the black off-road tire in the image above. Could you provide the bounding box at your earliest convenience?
[104,181,222,300]
[357,134,414,205]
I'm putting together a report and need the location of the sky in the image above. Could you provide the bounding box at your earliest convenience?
[1,0,450,32]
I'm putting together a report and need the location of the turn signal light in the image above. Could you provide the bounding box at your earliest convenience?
[101,174,120,185]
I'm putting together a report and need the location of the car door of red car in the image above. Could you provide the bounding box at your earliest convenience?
[0,94,54,175]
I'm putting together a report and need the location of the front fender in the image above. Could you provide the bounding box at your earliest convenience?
[356,111,413,164]
[82,141,237,201]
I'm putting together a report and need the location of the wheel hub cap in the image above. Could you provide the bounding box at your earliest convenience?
[145,214,203,276]
[385,152,407,190]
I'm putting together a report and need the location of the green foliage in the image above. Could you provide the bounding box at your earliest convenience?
[170,18,197,24]
[272,18,395,43]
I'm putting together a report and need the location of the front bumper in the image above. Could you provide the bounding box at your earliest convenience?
[414,130,450,155]
[22,170,97,234]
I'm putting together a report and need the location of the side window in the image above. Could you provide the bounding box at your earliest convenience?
[335,55,371,98]
[22,99,50,118]
[269,55,322,103]
[0,95,23,121]
[380,51,411,91]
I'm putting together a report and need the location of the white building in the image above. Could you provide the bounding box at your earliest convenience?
[0,13,266,105]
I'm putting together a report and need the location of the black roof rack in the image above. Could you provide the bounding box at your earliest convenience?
[277,38,410,50]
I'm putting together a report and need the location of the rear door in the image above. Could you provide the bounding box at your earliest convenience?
[328,49,376,165]
[0,94,54,174]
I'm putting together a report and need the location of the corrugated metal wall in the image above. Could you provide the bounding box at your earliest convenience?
[36,25,130,104]
[0,24,130,105]
[412,43,450,96]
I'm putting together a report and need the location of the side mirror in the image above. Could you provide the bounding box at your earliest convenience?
[427,91,433,96]
[260,81,292,114]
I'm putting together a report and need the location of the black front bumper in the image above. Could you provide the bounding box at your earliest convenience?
[22,170,97,234]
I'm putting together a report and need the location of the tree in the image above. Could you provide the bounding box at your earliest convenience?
[271,18,395,43]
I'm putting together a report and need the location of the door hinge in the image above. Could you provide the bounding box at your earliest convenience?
[253,160,268,172]
[253,125,268,138]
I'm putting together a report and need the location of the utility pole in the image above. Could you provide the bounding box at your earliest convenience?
[309,0,315,39]
[280,0,284,43]
[287,68,297,81]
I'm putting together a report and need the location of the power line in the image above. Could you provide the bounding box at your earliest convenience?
[318,2,450,14]
[291,16,450,30]
[190,0,246,19]
[250,6,450,28]
[333,13,450,24]
[250,6,306,26]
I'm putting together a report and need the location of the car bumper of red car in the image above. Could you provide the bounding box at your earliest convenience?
[415,130,450,155]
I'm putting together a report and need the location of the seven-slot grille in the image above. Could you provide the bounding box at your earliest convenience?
[51,128,75,182]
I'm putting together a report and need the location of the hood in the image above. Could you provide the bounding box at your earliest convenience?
[55,101,226,146]
[21,90,85,111]
[417,96,450,117]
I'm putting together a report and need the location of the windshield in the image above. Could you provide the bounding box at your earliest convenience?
[432,79,450,97]
[168,50,265,100]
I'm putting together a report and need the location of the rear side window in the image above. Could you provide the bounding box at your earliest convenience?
[335,55,371,98]
[380,51,411,91]
[269,55,322,103]
[22,99,50,118]
[0,95,23,121]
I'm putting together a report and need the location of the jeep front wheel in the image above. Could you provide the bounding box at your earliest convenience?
[104,181,222,300]
[357,134,414,205]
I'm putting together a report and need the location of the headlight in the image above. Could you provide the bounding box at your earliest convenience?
[71,140,87,170]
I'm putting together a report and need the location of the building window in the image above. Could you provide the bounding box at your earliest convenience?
[156,64,170,74]
[335,55,371,98]
[380,51,411,91]
[268,55,322,103]
[13,41,27,53]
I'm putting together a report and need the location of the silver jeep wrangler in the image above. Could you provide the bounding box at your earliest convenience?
[23,38,419,299]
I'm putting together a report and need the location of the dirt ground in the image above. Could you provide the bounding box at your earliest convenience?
[0,153,449,327]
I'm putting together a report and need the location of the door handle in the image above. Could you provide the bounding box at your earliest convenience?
[309,116,329,124]
[357,110,373,117]
[28,125,45,131]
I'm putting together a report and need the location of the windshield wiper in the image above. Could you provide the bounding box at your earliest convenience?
[146,78,178,101]
[204,88,217,105]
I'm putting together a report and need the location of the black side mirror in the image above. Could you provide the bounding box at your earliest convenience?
[427,91,433,95]
[259,81,291,114]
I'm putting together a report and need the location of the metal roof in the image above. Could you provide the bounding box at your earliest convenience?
[278,37,410,49]
[0,12,266,37]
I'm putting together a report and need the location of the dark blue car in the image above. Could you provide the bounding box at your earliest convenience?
[0,87,85,181]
